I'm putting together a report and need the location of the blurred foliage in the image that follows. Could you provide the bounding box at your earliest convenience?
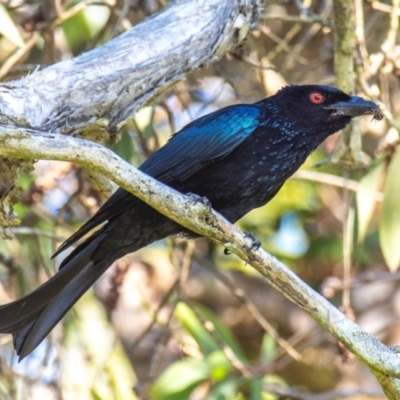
[0,0,399,399]
[150,302,283,400]
[379,150,400,272]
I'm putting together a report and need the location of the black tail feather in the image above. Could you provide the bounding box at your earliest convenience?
[16,259,110,360]
[0,207,181,359]
[0,232,108,359]
[13,321,35,355]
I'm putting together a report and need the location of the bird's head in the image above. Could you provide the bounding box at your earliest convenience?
[265,85,382,140]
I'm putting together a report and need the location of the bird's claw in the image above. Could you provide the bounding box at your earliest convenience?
[224,232,260,255]
[186,193,212,211]
[244,232,261,251]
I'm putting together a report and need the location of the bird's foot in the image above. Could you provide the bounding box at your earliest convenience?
[186,193,212,211]
[244,232,261,251]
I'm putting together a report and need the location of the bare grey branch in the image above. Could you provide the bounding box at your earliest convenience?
[0,0,259,136]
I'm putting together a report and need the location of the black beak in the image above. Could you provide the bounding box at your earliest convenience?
[326,96,383,120]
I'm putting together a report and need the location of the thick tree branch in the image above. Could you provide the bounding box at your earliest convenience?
[1,127,400,389]
[0,0,258,135]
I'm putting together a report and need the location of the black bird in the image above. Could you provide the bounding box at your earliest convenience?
[0,85,381,359]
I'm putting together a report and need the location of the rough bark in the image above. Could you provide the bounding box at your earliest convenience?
[332,0,362,165]
[0,0,258,134]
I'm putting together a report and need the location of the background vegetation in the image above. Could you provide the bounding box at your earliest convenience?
[0,0,399,398]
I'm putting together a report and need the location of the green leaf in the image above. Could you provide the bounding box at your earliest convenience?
[208,376,238,400]
[199,306,248,364]
[250,378,263,400]
[207,350,232,381]
[134,107,154,131]
[0,4,24,48]
[175,302,219,355]
[82,5,110,36]
[91,389,106,400]
[356,157,385,242]
[62,10,92,55]
[263,375,287,399]
[260,334,276,365]
[345,201,358,263]
[105,345,137,400]
[112,129,135,162]
[380,151,400,271]
[150,358,210,400]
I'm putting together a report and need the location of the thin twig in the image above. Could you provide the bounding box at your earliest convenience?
[259,25,308,65]
[293,170,359,192]
[130,279,179,352]
[341,170,352,311]
[10,227,65,241]
[184,298,253,379]
[0,33,41,80]
[261,13,331,27]
[371,1,400,15]
[200,263,302,361]
[179,241,195,291]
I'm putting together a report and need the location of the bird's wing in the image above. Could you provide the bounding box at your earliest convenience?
[53,104,260,258]
[140,104,260,181]
[52,189,133,258]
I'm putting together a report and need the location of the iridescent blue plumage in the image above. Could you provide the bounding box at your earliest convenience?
[140,105,260,181]
[0,85,380,359]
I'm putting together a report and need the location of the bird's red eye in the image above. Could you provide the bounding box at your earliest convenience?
[309,92,325,104]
